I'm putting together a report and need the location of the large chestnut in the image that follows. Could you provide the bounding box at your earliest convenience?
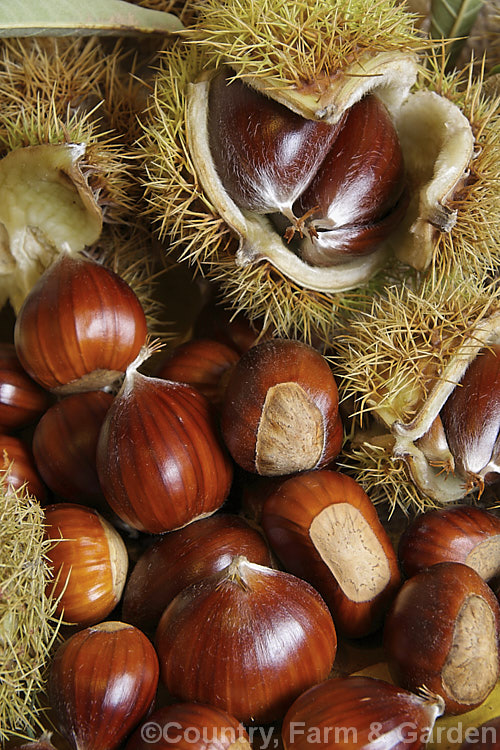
[33,390,113,504]
[44,502,128,626]
[126,702,252,750]
[282,675,444,750]
[262,469,401,637]
[0,342,49,430]
[155,555,337,723]
[14,251,148,393]
[398,505,500,581]
[384,561,500,714]
[122,513,272,633]
[96,369,234,533]
[221,338,343,476]
[48,621,159,750]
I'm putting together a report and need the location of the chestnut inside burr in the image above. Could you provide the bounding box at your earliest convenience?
[309,503,391,602]
[207,68,408,268]
[441,593,498,706]
[255,382,324,475]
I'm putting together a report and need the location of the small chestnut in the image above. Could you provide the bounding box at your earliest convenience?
[262,469,401,637]
[33,390,113,504]
[384,561,500,714]
[126,702,252,750]
[155,555,337,723]
[0,342,49,430]
[398,505,500,581]
[156,338,239,408]
[122,512,272,633]
[44,502,128,626]
[221,338,343,476]
[48,621,159,750]
[282,675,444,750]
[0,433,46,502]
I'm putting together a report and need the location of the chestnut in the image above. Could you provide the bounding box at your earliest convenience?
[282,675,444,750]
[384,561,500,714]
[156,338,240,408]
[398,505,500,580]
[440,343,500,489]
[155,555,337,723]
[125,702,252,750]
[44,502,128,626]
[96,369,234,533]
[208,71,407,264]
[221,338,343,476]
[0,433,46,502]
[32,390,113,504]
[262,469,401,637]
[14,251,148,393]
[294,93,408,266]
[0,342,49,430]
[122,513,272,633]
[48,621,159,750]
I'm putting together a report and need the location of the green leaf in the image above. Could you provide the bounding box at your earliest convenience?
[0,0,184,37]
[430,0,484,68]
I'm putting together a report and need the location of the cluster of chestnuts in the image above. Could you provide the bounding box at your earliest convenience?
[3,248,500,750]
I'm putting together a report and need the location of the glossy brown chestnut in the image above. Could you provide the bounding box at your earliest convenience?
[398,505,500,580]
[208,68,342,220]
[221,339,343,476]
[156,338,240,407]
[44,502,128,626]
[155,555,337,723]
[48,621,159,750]
[262,469,401,637]
[122,513,272,633]
[295,94,407,266]
[96,370,233,533]
[0,433,46,501]
[384,561,500,714]
[14,252,148,393]
[126,702,252,750]
[440,344,500,487]
[282,675,444,750]
[33,390,113,504]
[0,342,49,430]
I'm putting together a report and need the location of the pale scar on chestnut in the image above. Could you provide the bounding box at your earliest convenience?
[309,503,391,602]
[255,382,324,475]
